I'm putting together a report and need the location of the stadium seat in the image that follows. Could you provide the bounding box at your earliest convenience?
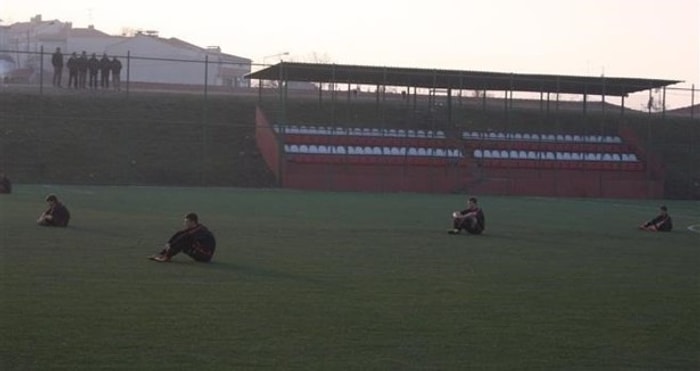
[510,150,519,159]
[531,134,540,141]
[408,147,418,156]
[545,152,555,160]
[527,151,537,159]
[518,150,527,159]
[418,148,427,156]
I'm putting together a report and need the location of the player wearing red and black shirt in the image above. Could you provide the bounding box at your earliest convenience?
[149,213,216,262]
[449,197,486,235]
[37,194,70,227]
[639,205,673,232]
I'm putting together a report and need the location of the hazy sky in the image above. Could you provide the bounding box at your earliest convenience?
[2,0,699,105]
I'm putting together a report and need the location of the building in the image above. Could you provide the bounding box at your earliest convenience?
[0,14,251,87]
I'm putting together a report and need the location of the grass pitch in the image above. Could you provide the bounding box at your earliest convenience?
[1,185,698,370]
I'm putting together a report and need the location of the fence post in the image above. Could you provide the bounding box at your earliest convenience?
[126,51,130,99]
[39,45,44,95]
[204,54,209,100]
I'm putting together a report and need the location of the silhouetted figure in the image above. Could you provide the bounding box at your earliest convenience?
[77,51,88,89]
[99,53,110,89]
[67,52,79,89]
[111,56,122,91]
[148,213,216,263]
[51,47,63,87]
[87,53,99,89]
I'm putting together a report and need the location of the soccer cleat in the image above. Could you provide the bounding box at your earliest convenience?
[149,254,171,262]
[448,229,460,235]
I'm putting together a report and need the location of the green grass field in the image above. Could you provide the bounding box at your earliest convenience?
[1,185,698,370]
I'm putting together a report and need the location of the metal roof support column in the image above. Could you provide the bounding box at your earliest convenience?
[331,65,336,125]
[318,80,323,108]
[509,74,514,110]
[447,88,453,127]
[601,75,606,116]
[278,62,286,125]
[539,91,544,115]
[459,72,464,107]
[347,80,351,122]
[482,88,487,112]
[555,76,560,115]
[662,86,667,120]
[692,84,695,119]
[413,86,417,114]
[620,94,625,117]
[382,67,388,125]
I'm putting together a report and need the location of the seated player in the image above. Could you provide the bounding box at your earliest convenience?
[37,194,71,227]
[149,213,216,263]
[639,205,673,232]
[449,197,486,235]
[0,172,11,194]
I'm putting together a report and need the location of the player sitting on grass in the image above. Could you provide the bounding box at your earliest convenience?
[149,212,216,262]
[448,197,485,235]
[37,194,70,227]
[0,172,11,194]
[639,205,673,232]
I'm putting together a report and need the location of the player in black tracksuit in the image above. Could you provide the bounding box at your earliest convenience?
[639,205,673,232]
[150,213,216,262]
[449,197,486,235]
[37,194,70,227]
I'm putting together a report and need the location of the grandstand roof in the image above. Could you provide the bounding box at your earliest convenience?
[246,62,681,97]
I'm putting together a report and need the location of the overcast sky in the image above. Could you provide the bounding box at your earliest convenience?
[2,0,699,107]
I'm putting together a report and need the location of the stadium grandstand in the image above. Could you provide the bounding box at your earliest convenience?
[247,62,684,199]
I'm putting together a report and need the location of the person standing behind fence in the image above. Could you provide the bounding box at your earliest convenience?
[87,53,99,89]
[51,47,63,87]
[77,51,88,89]
[99,53,110,89]
[111,56,122,91]
[67,52,79,89]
